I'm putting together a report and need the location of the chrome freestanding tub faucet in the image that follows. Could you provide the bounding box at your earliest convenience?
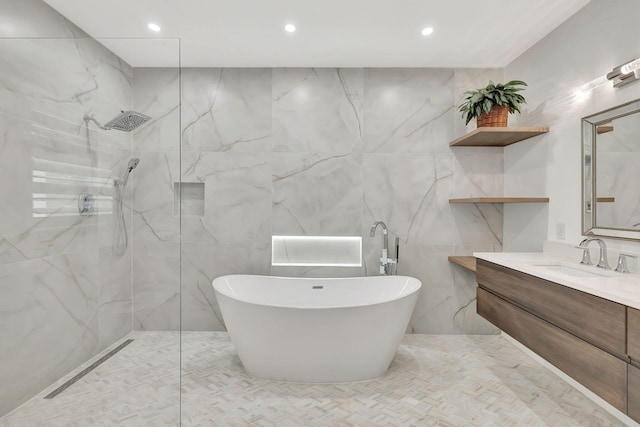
[575,237,611,269]
[370,221,397,275]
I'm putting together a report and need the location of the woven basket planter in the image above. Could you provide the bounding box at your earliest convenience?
[476,105,508,127]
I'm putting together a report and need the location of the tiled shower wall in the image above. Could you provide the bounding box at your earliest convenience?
[132,67,504,334]
[0,0,135,416]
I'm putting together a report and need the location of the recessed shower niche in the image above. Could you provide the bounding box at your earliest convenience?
[174,182,205,216]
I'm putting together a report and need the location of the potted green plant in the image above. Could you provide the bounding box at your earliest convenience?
[458,80,527,127]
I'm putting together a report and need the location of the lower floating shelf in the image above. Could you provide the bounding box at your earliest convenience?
[449,197,549,204]
[448,256,477,272]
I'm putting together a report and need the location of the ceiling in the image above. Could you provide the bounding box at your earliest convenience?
[43,0,590,68]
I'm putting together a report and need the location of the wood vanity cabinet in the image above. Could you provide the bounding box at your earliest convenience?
[628,307,640,420]
[629,364,640,422]
[476,259,628,413]
[628,307,640,362]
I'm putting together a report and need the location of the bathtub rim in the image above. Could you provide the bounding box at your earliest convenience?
[212,274,422,310]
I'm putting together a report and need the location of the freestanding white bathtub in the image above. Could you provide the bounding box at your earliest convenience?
[212,275,421,383]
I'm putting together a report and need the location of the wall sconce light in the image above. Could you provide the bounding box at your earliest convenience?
[607,58,640,87]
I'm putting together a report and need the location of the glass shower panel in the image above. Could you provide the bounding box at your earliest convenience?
[0,35,181,426]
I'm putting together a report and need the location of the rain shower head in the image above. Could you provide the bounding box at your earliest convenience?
[104,111,151,132]
[84,110,151,132]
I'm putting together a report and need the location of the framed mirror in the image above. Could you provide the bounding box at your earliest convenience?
[582,98,640,240]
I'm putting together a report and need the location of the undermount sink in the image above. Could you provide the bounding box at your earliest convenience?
[529,263,616,278]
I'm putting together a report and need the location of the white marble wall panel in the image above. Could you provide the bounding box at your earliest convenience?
[451,147,504,198]
[451,203,504,253]
[132,246,180,331]
[131,152,180,330]
[98,245,132,350]
[363,153,453,245]
[131,152,180,244]
[272,68,363,154]
[0,39,98,120]
[395,246,463,333]
[363,68,453,153]
[180,152,271,244]
[96,54,134,112]
[0,0,136,416]
[130,66,181,331]
[133,68,180,152]
[0,116,36,261]
[451,266,498,334]
[0,252,99,416]
[182,68,272,153]
[272,152,363,236]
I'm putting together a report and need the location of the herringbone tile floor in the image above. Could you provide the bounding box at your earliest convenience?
[0,332,625,426]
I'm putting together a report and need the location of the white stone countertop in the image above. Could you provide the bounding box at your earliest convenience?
[474,252,640,310]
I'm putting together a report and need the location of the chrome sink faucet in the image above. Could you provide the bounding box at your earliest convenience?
[370,221,397,275]
[576,237,611,270]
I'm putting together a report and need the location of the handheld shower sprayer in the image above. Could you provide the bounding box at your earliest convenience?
[113,158,140,257]
[120,158,140,187]
[127,158,140,172]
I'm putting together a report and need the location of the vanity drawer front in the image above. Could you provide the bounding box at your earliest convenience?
[628,307,640,361]
[476,259,626,356]
[477,287,627,412]
[629,364,640,422]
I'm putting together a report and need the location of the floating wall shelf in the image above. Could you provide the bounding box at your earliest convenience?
[449,197,549,204]
[449,127,549,147]
[448,126,550,269]
[448,256,477,272]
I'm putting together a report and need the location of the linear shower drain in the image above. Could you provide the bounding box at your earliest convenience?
[44,339,134,399]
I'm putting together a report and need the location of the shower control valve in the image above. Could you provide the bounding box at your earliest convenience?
[78,192,95,216]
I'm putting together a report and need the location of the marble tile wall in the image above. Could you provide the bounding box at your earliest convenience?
[0,0,136,416]
[131,68,181,331]
[132,67,501,335]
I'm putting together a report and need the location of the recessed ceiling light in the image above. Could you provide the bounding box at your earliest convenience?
[421,27,434,36]
[148,22,161,32]
[284,24,296,33]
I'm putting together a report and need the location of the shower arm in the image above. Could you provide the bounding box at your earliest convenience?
[83,115,108,130]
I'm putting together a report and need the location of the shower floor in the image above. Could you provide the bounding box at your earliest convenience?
[0,332,623,426]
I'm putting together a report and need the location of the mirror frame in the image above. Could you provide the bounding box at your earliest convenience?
[582,98,640,241]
